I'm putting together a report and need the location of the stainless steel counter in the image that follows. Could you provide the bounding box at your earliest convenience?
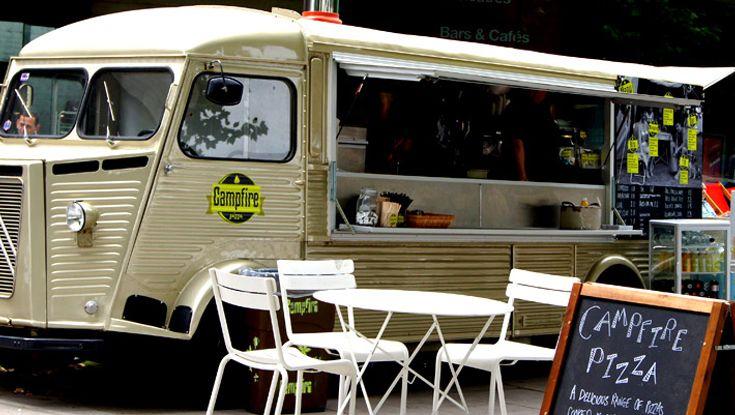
[333,225,642,243]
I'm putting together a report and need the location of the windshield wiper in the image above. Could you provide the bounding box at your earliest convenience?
[13,89,33,119]
[14,88,36,143]
[103,80,117,146]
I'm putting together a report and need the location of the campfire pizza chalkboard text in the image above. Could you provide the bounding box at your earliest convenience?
[541,283,727,415]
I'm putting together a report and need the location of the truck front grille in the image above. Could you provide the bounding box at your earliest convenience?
[0,179,22,298]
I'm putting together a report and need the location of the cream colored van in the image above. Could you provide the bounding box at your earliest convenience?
[0,5,729,350]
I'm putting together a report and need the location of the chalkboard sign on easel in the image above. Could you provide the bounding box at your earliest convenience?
[704,303,735,415]
[541,283,727,415]
[615,184,701,236]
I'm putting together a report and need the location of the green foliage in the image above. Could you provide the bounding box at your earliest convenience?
[180,77,269,157]
[564,0,732,66]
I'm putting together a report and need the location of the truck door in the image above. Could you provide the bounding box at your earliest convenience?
[123,62,305,307]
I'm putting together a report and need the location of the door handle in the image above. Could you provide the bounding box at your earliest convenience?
[164,163,175,175]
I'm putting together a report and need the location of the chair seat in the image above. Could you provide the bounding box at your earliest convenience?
[439,340,555,371]
[234,346,355,377]
[289,332,409,362]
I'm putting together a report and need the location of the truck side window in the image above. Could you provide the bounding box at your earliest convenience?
[0,69,86,139]
[79,69,173,140]
[178,73,295,162]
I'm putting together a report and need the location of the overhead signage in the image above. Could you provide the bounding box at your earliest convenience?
[615,76,703,100]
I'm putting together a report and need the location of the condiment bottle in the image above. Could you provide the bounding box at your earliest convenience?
[710,280,720,298]
[355,188,378,227]
[682,249,691,272]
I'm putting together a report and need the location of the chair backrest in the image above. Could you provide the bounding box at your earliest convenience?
[209,268,285,361]
[499,268,580,340]
[277,259,356,337]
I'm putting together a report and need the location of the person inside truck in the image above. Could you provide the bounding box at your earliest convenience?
[503,89,562,181]
[14,114,40,136]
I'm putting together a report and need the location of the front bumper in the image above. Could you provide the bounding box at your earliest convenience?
[0,333,103,352]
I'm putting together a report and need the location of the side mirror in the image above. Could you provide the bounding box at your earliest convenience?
[205,76,243,106]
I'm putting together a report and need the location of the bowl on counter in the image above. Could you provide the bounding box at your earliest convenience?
[405,212,455,228]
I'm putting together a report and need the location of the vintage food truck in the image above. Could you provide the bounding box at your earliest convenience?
[0,5,731,351]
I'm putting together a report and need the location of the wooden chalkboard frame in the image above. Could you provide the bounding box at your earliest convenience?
[540,283,728,415]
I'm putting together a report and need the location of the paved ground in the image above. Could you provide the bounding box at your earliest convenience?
[0,377,545,415]
[0,357,548,415]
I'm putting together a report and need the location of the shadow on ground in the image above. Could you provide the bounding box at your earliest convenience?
[0,337,553,413]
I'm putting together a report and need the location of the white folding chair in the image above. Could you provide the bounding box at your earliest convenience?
[277,259,410,414]
[432,269,580,415]
[206,268,357,415]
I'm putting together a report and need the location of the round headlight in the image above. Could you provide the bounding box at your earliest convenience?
[66,202,86,232]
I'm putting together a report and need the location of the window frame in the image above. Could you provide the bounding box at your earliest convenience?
[77,67,174,141]
[177,71,298,164]
[0,68,88,139]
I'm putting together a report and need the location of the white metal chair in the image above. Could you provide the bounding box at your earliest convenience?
[277,259,410,414]
[432,269,580,415]
[206,268,357,415]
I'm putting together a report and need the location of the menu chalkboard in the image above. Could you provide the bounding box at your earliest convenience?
[615,184,701,235]
[541,284,727,415]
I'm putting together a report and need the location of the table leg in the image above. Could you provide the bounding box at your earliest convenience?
[433,314,495,413]
[335,308,496,415]
[433,315,469,414]
[372,320,437,414]
[362,320,468,414]
[335,306,394,415]
[334,311,452,415]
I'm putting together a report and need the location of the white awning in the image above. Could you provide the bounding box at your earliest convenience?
[334,52,615,92]
[334,52,732,106]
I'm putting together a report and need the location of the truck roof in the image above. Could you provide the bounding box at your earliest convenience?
[19,5,734,89]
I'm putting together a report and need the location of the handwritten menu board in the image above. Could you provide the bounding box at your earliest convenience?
[541,284,727,415]
[615,184,701,235]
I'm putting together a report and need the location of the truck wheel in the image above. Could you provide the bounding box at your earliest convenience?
[187,302,250,409]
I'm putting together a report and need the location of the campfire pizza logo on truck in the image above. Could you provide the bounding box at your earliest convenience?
[207,173,264,224]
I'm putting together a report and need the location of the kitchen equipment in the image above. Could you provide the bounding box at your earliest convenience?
[559,201,601,230]
[337,126,368,172]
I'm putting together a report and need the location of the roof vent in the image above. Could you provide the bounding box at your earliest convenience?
[302,0,342,24]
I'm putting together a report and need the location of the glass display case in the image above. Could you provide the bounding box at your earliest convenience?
[649,219,731,300]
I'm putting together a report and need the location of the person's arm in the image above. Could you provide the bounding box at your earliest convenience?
[512,137,528,181]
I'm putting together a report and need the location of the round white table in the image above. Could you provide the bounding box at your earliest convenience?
[314,288,513,317]
[314,288,513,415]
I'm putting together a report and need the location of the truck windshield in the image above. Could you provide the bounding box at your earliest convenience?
[79,69,173,140]
[0,70,86,138]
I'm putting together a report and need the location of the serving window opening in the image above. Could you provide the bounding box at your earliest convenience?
[333,64,612,234]
[336,69,606,185]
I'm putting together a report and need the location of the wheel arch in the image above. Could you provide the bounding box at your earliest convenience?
[583,254,646,289]
[171,259,268,337]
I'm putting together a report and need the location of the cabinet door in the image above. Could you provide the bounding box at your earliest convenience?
[511,244,574,336]
[679,228,728,299]
[650,224,676,293]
